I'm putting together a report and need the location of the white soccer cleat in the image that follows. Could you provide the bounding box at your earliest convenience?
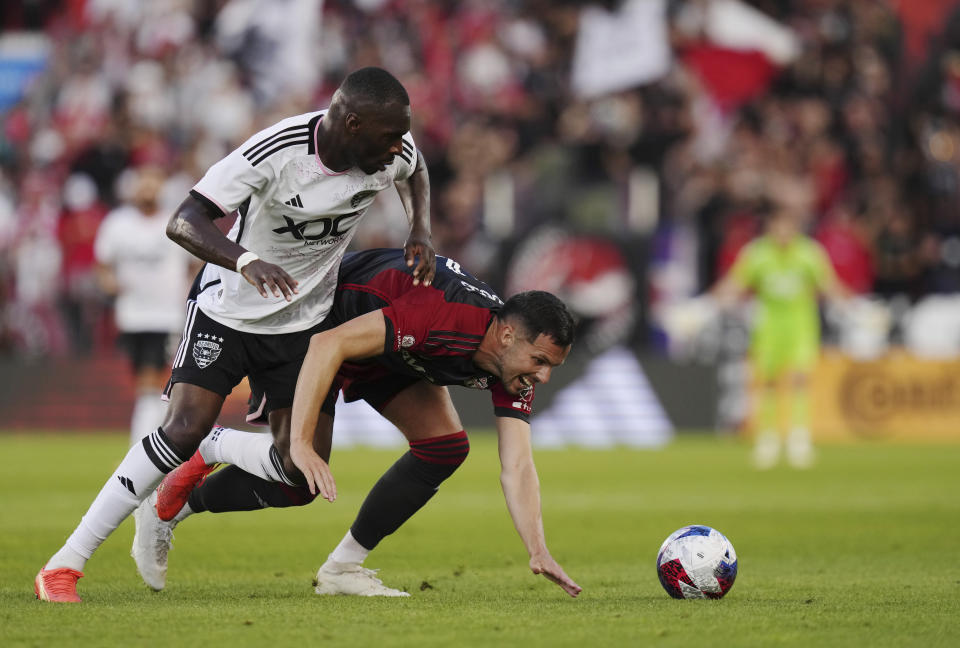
[131,491,177,591]
[314,560,410,597]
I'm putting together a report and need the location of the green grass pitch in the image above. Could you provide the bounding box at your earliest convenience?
[1,432,959,647]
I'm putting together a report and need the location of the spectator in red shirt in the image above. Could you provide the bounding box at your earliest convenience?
[815,202,874,295]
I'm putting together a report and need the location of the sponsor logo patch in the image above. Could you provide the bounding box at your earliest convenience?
[513,386,534,412]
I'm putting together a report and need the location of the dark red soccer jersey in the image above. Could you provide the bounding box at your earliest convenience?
[329,249,534,420]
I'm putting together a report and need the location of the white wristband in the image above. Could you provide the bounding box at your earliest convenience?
[235,251,260,273]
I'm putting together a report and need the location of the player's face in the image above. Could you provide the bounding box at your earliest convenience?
[133,167,165,214]
[497,332,570,396]
[349,104,411,175]
[769,211,800,246]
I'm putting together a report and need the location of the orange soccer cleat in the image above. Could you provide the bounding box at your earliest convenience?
[35,565,84,603]
[155,450,218,521]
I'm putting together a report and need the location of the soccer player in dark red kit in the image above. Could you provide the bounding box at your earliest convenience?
[139,248,582,598]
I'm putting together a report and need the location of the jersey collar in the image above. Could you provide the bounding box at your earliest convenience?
[308,113,349,177]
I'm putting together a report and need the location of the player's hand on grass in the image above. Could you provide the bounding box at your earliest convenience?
[530,553,582,598]
[290,443,337,502]
[241,259,300,301]
[403,231,435,286]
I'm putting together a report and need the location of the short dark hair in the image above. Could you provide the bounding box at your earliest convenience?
[340,67,409,106]
[498,291,576,348]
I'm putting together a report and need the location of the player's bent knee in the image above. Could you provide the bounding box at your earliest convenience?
[161,389,223,450]
[157,415,212,456]
[409,430,470,483]
[410,430,469,464]
[276,483,317,507]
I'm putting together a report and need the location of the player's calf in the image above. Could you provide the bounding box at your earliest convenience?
[349,430,470,550]
[187,465,318,513]
[199,424,317,488]
[316,431,469,597]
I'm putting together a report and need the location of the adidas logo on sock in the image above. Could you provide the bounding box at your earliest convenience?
[118,475,136,496]
[284,194,303,208]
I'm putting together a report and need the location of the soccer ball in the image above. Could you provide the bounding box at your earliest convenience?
[656,525,738,599]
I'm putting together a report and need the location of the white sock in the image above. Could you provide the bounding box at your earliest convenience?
[130,393,168,447]
[46,429,186,571]
[199,425,295,486]
[46,544,87,572]
[328,530,370,565]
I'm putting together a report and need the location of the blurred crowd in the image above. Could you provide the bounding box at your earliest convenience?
[2,0,960,357]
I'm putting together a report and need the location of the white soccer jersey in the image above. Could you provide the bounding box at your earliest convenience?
[94,206,192,333]
[190,110,418,334]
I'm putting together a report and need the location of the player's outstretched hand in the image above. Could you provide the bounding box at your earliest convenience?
[403,232,435,287]
[290,444,337,502]
[241,259,300,301]
[530,553,582,598]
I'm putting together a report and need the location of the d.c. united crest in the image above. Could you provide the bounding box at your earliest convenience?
[192,333,223,369]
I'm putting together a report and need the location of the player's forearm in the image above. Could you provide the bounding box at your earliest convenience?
[290,333,341,452]
[710,275,745,307]
[167,195,248,269]
[824,277,852,301]
[291,313,388,452]
[395,151,431,236]
[500,460,550,558]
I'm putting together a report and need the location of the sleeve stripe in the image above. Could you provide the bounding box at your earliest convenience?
[402,140,413,154]
[234,198,251,242]
[428,330,483,340]
[423,343,478,353]
[398,151,411,164]
[249,138,310,166]
[427,334,482,342]
[242,125,310,158]
[244,131,310,163]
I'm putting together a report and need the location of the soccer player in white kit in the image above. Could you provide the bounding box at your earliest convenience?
[35,67,436,602]
[94,166,193,448]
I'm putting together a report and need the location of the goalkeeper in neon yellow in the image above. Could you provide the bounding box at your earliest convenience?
[713,209,848,469]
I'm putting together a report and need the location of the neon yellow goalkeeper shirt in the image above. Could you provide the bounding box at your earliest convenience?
[729,235,837,377]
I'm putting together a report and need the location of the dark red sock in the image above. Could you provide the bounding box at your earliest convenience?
[350,431,469,549]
